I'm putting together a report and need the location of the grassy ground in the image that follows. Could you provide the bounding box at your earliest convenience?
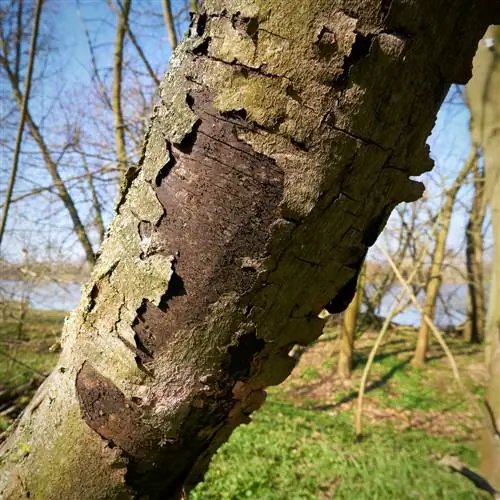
[0,303,64,432]
[192,327,488,499]
[0,306,489,498]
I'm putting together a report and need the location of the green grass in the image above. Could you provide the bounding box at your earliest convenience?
[0,305,65,431]
[299,367,320,382]
[192,397,485,499]
[0,308,488,498]
[192,329,487,499]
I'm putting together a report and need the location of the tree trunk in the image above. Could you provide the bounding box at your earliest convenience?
[467,25,500,491]
[0,2,496,498]
[412,153,475,367]
[338,267,363,380]
[463,149,486,344]
[162,0,178,50]
[0,0,43,247]
[112,0,130,176]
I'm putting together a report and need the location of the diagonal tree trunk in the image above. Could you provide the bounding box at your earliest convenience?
[412,151,476,367]
[0,56,96,266]
[0,1,497,498]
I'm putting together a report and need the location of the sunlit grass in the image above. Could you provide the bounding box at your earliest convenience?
[0,308,488,498]
[0,306,64,431]
[192,328,487,499]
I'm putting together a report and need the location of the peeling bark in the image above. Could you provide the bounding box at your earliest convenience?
[0,1,498,498]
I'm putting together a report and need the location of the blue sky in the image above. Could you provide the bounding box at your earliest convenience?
[0,1,483,267]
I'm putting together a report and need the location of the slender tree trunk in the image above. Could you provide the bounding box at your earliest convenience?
[0,2,497,498]
[338,267,364,380]
[0,0,43,247]
[467,25,500,491]
[80,151,106,245]
[412,154,475,367]
[112,0,130,176]
[464,149,486,344]
[162,0,178,50]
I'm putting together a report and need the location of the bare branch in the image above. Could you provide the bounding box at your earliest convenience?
[0,0,43,247]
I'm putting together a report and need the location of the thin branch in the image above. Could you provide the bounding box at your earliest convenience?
[78,148,106,244]
[355,225,436,437]
[76,0,113,110]
[119,2,160,87]
[14,0,23,81]
[0,0,43,247]
[378,245,462,384]
[0,349,47,378]
[0,43,96,265]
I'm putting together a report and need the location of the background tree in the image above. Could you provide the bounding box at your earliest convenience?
[463,143,486,344]
[412,153,475,366]
[337,268,364,380]
[467,25,500,491]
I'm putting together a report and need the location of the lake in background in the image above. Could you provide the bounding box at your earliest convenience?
[373,283,467,328]
[1,280,469,328]
[0,279,82,312]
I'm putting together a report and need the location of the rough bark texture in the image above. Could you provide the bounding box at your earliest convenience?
[467,25,500,491]
[0,1,497,498]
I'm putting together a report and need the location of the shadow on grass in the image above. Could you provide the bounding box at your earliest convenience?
[291,356,413,411]
[318,358,411,410]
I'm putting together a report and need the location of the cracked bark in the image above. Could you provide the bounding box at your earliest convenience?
[0,1,498,498]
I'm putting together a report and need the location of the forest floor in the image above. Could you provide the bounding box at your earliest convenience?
[0,304,65,433]
[192,324,489,499]
[0,307,490,498]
